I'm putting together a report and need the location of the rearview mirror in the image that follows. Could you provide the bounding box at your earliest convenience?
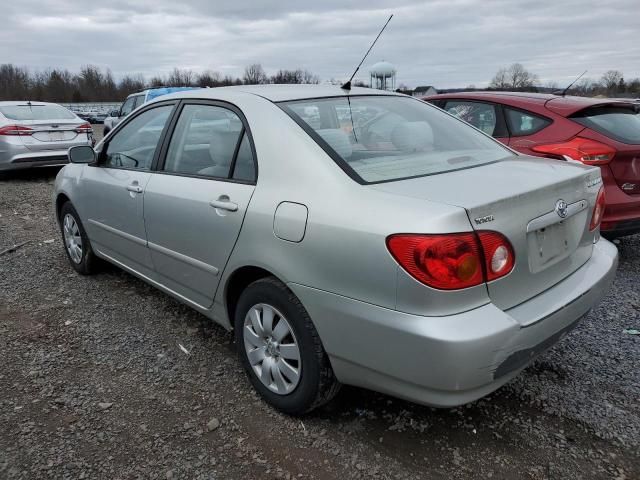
[68,145,96,164]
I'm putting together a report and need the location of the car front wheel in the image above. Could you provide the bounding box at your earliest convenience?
[234,277,340,415]
[59,202,99,275]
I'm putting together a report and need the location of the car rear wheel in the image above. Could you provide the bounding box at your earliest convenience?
[59,202,99,275]
[234,277,340,415]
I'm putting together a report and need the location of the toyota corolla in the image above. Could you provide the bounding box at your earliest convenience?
[53,85,618,414]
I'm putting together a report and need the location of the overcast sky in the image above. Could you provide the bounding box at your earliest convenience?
[2,0,638,88]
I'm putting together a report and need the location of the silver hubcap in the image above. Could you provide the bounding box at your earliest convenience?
[63,214,83,264]
[243,303,301,395]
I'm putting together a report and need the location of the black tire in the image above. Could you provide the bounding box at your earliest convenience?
[103,127,110,137]
[59,201,99,275]
[234,277,340,415]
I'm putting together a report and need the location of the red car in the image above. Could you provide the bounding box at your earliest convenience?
[424,92,640,237]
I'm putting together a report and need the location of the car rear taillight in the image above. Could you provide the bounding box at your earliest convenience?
[0,125,34,136]
[386,231,514,290]
[75,123,92,134]
[531,137,616,165]
[590,186,606,231]
[477,231,515,282]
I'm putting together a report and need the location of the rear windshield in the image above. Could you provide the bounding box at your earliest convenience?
[0,104,76,121]
[572,105,640,144]
[280,96,512,183]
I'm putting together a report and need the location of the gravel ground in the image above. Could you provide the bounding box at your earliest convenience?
[1,145,639,479]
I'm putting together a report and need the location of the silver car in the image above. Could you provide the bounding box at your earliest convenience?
[53,85,618,414]
[0,101,93,171]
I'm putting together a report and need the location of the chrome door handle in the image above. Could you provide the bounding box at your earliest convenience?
[126,184,143,193]
[209,199,238,212]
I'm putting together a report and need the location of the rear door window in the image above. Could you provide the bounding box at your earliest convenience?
[571,106,640,144]
[504,107,551,136]
[163,104,245,178]
[231,133,257,182]
[444,101,506,137]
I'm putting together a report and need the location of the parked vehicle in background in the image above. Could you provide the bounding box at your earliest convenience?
[0,101,93,172]
[424,92,640,237]
[88,112,108,124]
[54,85,616,415]
[103,87,199,136]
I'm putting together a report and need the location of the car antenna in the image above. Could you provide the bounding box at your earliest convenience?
[554,70,587,97]
[341,14,393,90]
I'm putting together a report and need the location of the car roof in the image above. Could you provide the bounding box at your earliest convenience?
[425,91,636,116]
[158,84,400,103]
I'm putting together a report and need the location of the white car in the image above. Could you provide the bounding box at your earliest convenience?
[103,87,199,136]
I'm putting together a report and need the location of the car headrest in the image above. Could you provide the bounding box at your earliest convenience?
[316,129,353,159]
[209,132,237,167]
[391,121,433,152]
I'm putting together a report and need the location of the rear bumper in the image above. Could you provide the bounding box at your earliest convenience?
[289,239,618,407]
[601,166,640,236]
[0,148,71,171]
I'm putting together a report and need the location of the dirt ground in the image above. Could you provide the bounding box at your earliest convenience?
[0,138,638,479]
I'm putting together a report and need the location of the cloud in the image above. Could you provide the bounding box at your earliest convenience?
[1,0,638,88]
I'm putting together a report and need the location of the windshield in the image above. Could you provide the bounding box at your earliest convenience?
[280,95,512,183]
[572,105,640,144]
[0,104,77,121]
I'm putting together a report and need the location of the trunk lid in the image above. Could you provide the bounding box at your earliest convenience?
[18,119,88,152]
[371,156,602,313]
[568,104,640,194]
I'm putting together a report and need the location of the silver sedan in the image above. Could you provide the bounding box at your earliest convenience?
[53,85,618,414]
[0,101,93,171]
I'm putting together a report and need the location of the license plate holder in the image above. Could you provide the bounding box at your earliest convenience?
[48,131,65,141]
[530,221,569,270]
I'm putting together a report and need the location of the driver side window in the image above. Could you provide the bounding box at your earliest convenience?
[102,105,173,170]
[119,96,137,117]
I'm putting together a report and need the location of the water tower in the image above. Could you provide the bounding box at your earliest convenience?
[369,61,396,91]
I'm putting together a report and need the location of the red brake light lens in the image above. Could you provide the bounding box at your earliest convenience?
[387,233,483,290]
[531,137,616,165]
[477,231,515,282]
[0,125,33,136]
[75,123,92,134]
[387,232,516,290]
[590,186,606,231]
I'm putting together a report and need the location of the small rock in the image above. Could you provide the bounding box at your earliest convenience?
[207,418,220,432]
[98,402,113,411]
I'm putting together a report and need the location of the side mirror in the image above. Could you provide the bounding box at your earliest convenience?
[109,110,119,117]
[68,145,96,164]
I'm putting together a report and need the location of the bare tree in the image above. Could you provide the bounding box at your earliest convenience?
[166,68,194,87]
[148,76,164,88]
[196,70,221,87]
[489,67,509,89]
[490,63,538,90]
[270,69,319,84]
[601,70,623,92]
[243,64,267,85]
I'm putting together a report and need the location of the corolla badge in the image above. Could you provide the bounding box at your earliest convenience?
[555,199,568,218]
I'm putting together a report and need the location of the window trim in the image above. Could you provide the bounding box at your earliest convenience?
[442,99,509,138]
[95,100,179,172]
[152,99,258,185]
[502,105,553,137]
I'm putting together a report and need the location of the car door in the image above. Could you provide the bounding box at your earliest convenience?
[443,100,509,144]
[79,103,176,276]
[143,101,257,308]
